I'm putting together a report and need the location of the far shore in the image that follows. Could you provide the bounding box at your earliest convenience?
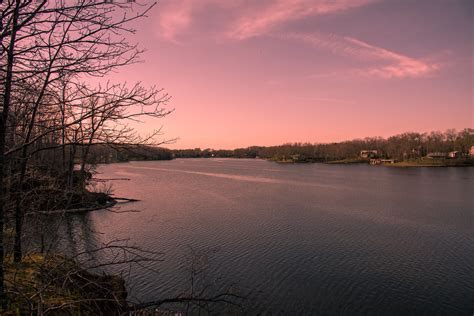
[386,159,474,168]
[269,157,474,167]
[99,156,474,168]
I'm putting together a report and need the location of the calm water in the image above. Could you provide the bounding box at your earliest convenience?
[45,159,474,314]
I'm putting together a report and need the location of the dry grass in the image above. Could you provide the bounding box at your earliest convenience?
[1,253,126,315]
[389,159,474,167]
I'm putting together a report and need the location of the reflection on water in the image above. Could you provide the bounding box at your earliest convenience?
[127,165,340,189]
[32,159,474,315]
[28,212,101,262]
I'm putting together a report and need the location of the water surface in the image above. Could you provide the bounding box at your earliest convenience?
[48,159,474,314]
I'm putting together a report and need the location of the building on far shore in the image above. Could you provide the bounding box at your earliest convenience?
[470,146,474,157]
[448,151,462,159]
[360,150,378,159]
[426,152,447,159]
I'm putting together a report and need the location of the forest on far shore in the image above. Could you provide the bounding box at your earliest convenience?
[168,128,474,162]
[90,128,474,163]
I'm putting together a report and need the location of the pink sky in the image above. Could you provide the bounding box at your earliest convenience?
[107,0,473,149]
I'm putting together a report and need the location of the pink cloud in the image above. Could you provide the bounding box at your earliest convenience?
[154,0,441,79]
[283,33,440,78]
[227,0,377,40]
[345,38,440,78]
[155,0,376,42]
[156,0,194,43]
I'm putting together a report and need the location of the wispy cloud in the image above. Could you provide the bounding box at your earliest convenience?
[155,0,442,79]
[293,96,356,104]
[156,0,376,42]
[227,0,377,40]
[156,1,193,43]
[282,33,441,78]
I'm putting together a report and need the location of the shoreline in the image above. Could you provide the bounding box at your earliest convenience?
[385,160,474,168]
[35,193,140,216]
[269,158,474,167]
[102,156,474,168]
[37,199,118,215]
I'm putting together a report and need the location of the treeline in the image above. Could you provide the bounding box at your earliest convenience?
[171,129,474,162]
[89,144,172,163]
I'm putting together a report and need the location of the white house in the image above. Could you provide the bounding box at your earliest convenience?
[448,151,461,159]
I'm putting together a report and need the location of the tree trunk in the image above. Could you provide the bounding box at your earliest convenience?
[0,0,21,306]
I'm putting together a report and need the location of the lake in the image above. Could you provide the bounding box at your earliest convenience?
[45,159,474,315]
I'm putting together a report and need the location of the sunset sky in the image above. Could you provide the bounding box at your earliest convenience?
[109,0,472,149]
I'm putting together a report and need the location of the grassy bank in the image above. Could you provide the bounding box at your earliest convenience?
[325,158,369,165]
[388,158,474,167]
[267,156,322,164]
[2,254,127,315]
[266,156,474,167]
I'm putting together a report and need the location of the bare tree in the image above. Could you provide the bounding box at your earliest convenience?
[0,0,166,304]
[1,2,245,313]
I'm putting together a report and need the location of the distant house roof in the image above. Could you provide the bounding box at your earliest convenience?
[360,150,378,158]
